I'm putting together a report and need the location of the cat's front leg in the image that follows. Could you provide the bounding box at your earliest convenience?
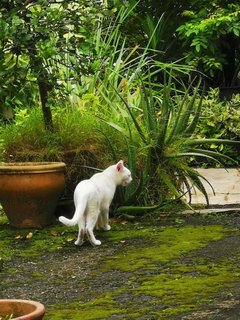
[96,210,110,231]
[95,213,104,231]
[101,208,111,231]
[103,224,111,231]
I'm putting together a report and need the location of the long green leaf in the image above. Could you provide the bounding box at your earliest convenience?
[185,138,240,146]
[166,152,224,167]
[123,170,145,205]
[178,164,215,206]
[140,74,157,135]
[184,87,204,136]
[116,202,164,215]
[158,168,192,209]
[186,170,210,206]
[156,73,172,152]
[99,119,129,138]
[172,79,201,138]
[190,148,238,166]
[110,84,147,144]
[166,83,191,144]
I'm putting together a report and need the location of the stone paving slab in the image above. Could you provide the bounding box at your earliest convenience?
[187,168,240,206]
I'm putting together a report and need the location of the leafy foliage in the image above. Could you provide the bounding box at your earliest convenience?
[177,2,240,84]
[193,89,240,167]
[0,0,109,128]
[101,72,239,211]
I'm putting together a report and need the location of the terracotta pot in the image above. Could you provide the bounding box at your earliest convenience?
[0,162,66,228]
[0,299,45,320]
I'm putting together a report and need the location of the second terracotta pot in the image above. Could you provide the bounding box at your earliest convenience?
[0,299,45,320]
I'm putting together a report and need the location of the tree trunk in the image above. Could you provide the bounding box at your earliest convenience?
[221,32,236,86]
[38,76,54,132]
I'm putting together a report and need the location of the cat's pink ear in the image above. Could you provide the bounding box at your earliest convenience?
[117,160,124,172]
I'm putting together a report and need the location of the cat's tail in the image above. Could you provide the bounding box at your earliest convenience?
[59,198,87,227]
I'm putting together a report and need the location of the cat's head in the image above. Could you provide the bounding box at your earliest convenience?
[116,160,132,187]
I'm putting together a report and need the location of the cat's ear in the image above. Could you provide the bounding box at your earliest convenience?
[117,160,124,172]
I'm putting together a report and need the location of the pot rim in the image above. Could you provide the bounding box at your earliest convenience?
[0,299,45,320]
[0,162,66,174]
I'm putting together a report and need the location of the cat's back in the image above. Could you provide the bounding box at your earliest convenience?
[74,174,104,196]
[75,178,96,193]
[90,171,114,187]
[74,170,114,200]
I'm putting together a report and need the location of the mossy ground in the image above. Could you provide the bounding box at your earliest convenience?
[0,211,240,319]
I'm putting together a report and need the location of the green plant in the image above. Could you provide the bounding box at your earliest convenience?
[177,2,240,86]
[0,104,128,164]
[0,107,47,160]
[192,89,240,167]
[102,72,239,213]
[0,1,109,130]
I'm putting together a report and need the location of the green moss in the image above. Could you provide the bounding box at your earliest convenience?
[0,223,75,260]
[1,216,239,319]
[102,225,225,272]
[47,225,239,320]
[92,225,238,318]
[133,260,239,317]
[47,293,123,320]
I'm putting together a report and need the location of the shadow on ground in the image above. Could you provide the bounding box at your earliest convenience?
[0,211,240,319]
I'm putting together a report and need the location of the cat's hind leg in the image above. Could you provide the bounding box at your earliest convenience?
[75,216,85,246]
[75,227,85,246]
[86,210,101,246]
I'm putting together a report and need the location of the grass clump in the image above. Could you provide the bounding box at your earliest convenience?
[0,106,127,165]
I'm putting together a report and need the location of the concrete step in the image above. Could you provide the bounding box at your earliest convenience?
[186,168,240,206]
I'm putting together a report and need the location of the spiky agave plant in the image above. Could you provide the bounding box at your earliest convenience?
[104,73,239,214]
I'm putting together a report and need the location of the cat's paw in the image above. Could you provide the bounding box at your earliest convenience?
[94,240,101,246]
[104,225,111,231]
[75,240,84,246]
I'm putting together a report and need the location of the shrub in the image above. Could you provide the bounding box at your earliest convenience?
[101,73,238,211]
[193,89,240,167]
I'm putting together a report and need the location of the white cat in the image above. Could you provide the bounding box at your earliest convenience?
[59,160,132,246]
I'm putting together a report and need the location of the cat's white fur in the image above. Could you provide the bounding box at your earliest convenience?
[59,160,132,246]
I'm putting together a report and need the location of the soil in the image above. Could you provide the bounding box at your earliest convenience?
[0,210,240,320]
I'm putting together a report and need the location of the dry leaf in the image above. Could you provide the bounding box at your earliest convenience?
[51,230,59,237]
[111,217,128,225]
[26,232,33,239]
[66,237,74,242]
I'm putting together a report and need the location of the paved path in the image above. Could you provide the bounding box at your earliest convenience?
[187,168,240,206]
